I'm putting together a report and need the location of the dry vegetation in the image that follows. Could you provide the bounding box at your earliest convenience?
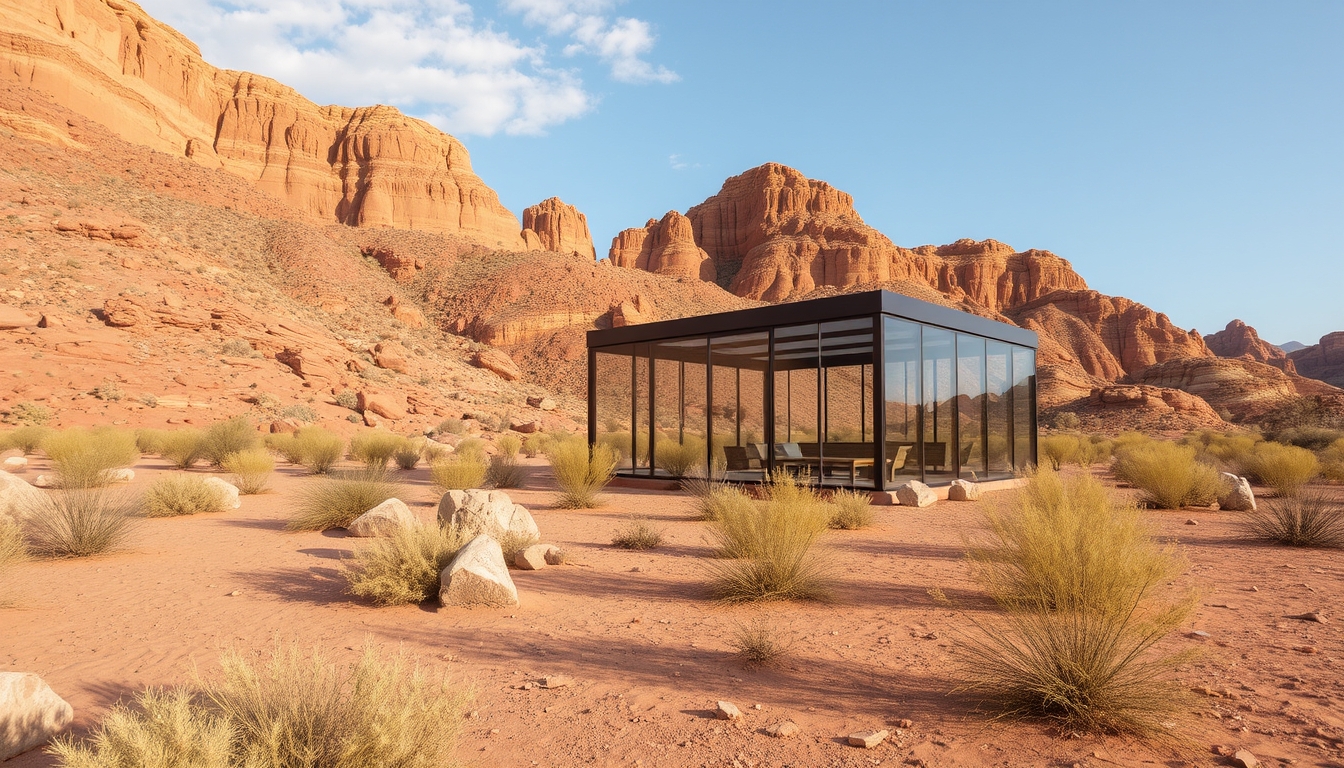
[288,472,400,532]
[43,428,139,489]
[547,440,618,509]
[826,488,875,530]
[1112,441,1221,509]
[1238,442,1320,496]
[26,489,138,558]
[143,475,230,518]
[705,473,832,603]
[222,449,274,495]
[345,524,468,606]
[349,431,406,472]
[729,615,793,668]
[610,517,664,550]
[1242,491,1344,548]
[430,457,487,491]
[200,417,262,468]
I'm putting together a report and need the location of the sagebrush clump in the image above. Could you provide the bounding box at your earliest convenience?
[1112,441,1221,509]
[430,457,486,491]
[200,417,261,467]
[485,454,525,489]
[143,475,230,518]
[345,524,467,605]
[611,517,663,550]
[288,471,400,531]
[349,431,406,472]
[43,428,139,488]
[730,616,792,668]
[653,437,703,478]
[827,488,875,530]
[157,429,205,469]
[1238,442,1319,497]
[705,473,832,602]
[27,489,137,558]
[221,449,274,495]
[547,440,618,509]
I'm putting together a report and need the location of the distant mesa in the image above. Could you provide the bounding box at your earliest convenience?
[522,198,596,260]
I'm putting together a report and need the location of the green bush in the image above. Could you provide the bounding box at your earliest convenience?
[349,431,405,472]
[345,524,468,605]
[158,429,206,470]
[43,428,139,489]
[27,489,137,558]
[429,457,486,491]
[704,473,831,602]
[288,471,400,531]
[546,441,618,509]
[221,449,274,495]
[960,468,1194,735]
[611,517,663,550]
[485,454,525,489]
[1112,441,1221,509]
[653,436,704,477]
[827,488,875,530]
[1242,491,1344,548]
[143,475,231,518]
[1238,442,1320,497]
[200,417,261,467]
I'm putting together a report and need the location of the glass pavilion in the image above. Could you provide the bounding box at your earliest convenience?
[586,290,1037,490]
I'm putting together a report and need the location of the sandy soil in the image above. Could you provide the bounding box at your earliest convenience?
[2,458,1342,768]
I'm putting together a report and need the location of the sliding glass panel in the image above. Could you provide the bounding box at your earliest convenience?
[1011,346,1036,471]
[956,334,986,479]
[711,332,769,482]
[884,318,922,483]
[649,337,708,478]
[651,356,680,477]
[821,317,875,487]
[773,324,819,484]
[922,327,956,485]
[986,340,1013,479]
[633,352,651,472]
[595,349,635,471]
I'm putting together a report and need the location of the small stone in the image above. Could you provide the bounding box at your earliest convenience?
[540,676,573,689]
[228,590,241,596]
[764,720,798,738]
[514,544,550,570]
[1231,749,1259,768]
[1186,630,1211,639]
[894,481,935,508]
[847,729,889,749]
[1285,611,1326,623]
[947,479,981,502]
[1211,745,1235,757]
[896,718,913,729]
[543,545,565,565]
[1218,473,1256,512]
[1292,645,1319,654]
[203,477,241,509]
[1185,519,1198,525]
[439,535,519,608]
[1,456,27,472]
[715,701,742,720]
[33,474,54,488]
[0,673,73,761]
[105,468,134,483]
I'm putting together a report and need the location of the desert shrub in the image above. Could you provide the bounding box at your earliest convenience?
[288,471,399,531]
[1323,438,1344,482]
[348,431,405,471]
[704,473,831,602]
[5,400,52,426]
[680,464,727,518]
[48,687,235,768]
[730,616,792,668]
[485,454,525,489]
[429,457,486,491]
[94,381,125,402]
[1112,441,1221,509]
[134,428,168,455]
[0,516,26,572]
[960,468,1194,735]
[420,441,450,464]
[497,434,522,458]
[611,517,663,550]
[699,485,756,523]
[158,429,206,469]
[547,441,618,509]
[1076,437,1113,468]
[6,425,53,454]
[278,404,318,423]
[265,432,307,465]
[1052,412,1080,430]
[653,436,704,477]
[1038,435,1079,471]
[1110,431,1152,455]
[294,427,344,474]
[345,524,467,605]
[1270,426,1344,452]
[1242,491,1344,548]
[27,489,137,557]
[221,449,274,495]
[520,434,550,458]
[199,417,261,467]
[497,529,539,559]
[334,390,360,410]
[454,438,487,464]
[827,488,875,530]
[392,438,423,471]
[1180,429,1261,466]
[436,418,466,435]
[143,475,230,518]
[43,428,139,489]
[1238,442,1320,497]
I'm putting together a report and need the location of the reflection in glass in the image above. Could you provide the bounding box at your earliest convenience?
[986,341,1012,478]
[922,327,956,484]
[956,334,986,478]
[1012,346,1036,471]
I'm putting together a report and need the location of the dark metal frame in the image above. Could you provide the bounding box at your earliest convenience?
[587,290,1038,489]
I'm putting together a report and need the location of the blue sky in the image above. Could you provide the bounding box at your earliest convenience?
[139,0,1342,345]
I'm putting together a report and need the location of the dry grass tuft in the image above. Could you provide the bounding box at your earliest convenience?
[485,454,525,489]
[288,471,399,532]
[704,473,832,603]
[345,524,468,605]
[497,434,522,458]
[349,432,406,472]
[430,457,487,491]
[547,440,618,509]
[827,488,875,530]
[680,464,727,518]
[5,425,54,455]
[959,468,1195,736]
[1238,442,1320,497]
[1038,435,1079,470]
[392,438,424,471]
[27,489,137,558]
[611,517,663,550]
[654,437,703,478]
[43,428,139,489]
[1242,491,1344,548]
[49,687,235,768]
[294,427,344,475]
[0,516,26,571]
[200,417,261,468]
[221,449,274,495]
[730,616,793,668]
[1112,441,1221,509]
[158,429,206,469]
[143,475,230,518]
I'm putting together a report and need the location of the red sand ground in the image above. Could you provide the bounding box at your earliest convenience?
[1,458,1341,767]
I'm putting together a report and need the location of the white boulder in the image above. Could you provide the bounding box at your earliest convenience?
[437,489,539,542]
[105,468,134,484]
[1218,472,1256,512]
[894,480,936,508]
[203,477,241,510]
[0,470,43,522]
[514,544,550,570]
[439,534,519,607]
[32,475,55,489]
[348,498,417,537]
[0,672,74,761]
[948,479,982,502]
[2,456,27,472]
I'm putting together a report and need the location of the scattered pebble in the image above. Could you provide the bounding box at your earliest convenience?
[1232,749,1259,768]
[715,701,742,721]
[1292,645,1319,654]
[847,729,889,749]
[540,676,574,689]
[1185,519,1198,525]
[895,718,913,729]
[227,590,241,596]
[763,720,798,738]
[1186,630,1211,639]
[1285,611,1326,623]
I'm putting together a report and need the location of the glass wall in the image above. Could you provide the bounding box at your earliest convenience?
[591,308,1036,488]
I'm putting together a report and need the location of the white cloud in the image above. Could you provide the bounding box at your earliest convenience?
[502,0,678,83]
[134,0,674,136]
[669,153,687,170]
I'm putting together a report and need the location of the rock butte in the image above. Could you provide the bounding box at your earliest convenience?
[1206,319,1296,374]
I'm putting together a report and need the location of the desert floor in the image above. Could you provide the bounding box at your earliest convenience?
[1,458,1341,768]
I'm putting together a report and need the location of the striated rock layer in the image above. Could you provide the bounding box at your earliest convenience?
[522,197,596,259]
[1288,332,1344,389]
[0,0,525,247]
[1206,319,1296,374]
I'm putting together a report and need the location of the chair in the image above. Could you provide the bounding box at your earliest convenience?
[723,446,752,471]
[959,441,976,469]
[888,444,911,482]
[774,443,804,460]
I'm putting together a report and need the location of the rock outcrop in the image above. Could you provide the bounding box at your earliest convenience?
[609,211,715,281]
[522,198,596,259]
[438,489,539,543]
[1128,357,1306,422]
[348,498,417,537]
[0,0,525,247]
[1206,320,1296,373]
[1289,332,1344,388]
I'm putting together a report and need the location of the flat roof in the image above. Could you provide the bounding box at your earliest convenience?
[587,290,1038,349]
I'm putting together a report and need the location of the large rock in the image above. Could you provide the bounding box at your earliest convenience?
[608,211,715,281]
[203,477,241,510]
[894,481,936,508]
[947,479,981,502]
[0,305,39,330]
[439,535,518,607]
[437,490,539,542]
[372,341,414,375]
[522,197,596,259]
[513,544,550,570]
[471,349,521,382]
[357,391,408,421]
[348,498,416,537]
[0,471,43,522]
[0,672,74,761]
[1289,332,1344,388]
[1218,473,1256,512]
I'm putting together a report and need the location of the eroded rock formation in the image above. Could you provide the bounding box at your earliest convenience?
[0,0,525,247]
[608,211,714,281]
[1288,332,1344,389]
[1206,319,1296,373]
[522,197,596,259]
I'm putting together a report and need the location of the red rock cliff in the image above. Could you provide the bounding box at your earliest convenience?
[0,0,525,247]
[522,197,596,259]
[1288,332,1344,388]
[1205,319,1296,374]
